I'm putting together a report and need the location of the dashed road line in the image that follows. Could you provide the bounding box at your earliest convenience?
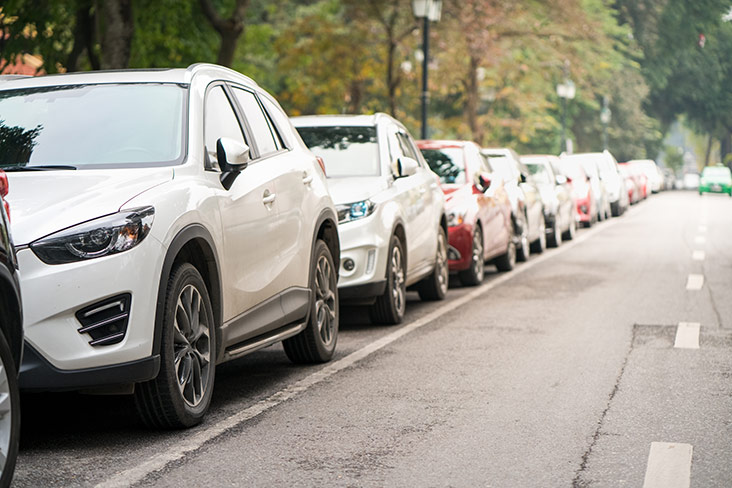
[674,322,700,349]
[95,212,622,488]
[686,274,704,291]
[691,250,705,261]
[642,442,693,488]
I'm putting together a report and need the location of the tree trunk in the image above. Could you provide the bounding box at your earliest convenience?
[386,38,397,117]
[465,55,481,143]
[198,0,249,68]
[67,3,98,72]
[721,129,732,165]
[704,133,713,166]
[100,0,133,70]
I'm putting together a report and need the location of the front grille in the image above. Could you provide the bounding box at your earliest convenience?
[76,294,131,346]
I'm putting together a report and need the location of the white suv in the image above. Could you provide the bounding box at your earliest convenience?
[292,114,448,325]
[0,64,340,428]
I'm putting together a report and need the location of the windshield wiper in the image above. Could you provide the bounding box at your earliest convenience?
[1,165,78,171]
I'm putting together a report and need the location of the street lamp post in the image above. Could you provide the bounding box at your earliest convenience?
[600,95,611,151]
[412,0,442,139]
[556,78,575,153]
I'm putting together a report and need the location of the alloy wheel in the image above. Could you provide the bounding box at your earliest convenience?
[390,246,406,316]
[174,284,211,408]
[314,254,337,346]
[471,229,485,280]
[436,232,448,295]
[0,360,11,477]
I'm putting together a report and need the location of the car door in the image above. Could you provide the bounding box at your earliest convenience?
[471,145,505,256]
[207,84,288,345]
[387,126,433,276]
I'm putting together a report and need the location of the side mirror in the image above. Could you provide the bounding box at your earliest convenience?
[555,174,568,185]
[396,156,418,178]
[475,172,492,192]
[565,176,573,184]
[520,173,527,183]
[217,137,250,190]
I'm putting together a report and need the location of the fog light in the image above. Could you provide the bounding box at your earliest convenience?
[366,249,376,274]
[343,258,355,272]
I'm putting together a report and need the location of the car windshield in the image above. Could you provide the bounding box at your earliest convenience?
[486,156,517,182]
[295,126,380,177]
[702,167,731,178]
[563,155,599,178]
[525,162,552,184]
[0,83,186,169]
[420,147,466,184]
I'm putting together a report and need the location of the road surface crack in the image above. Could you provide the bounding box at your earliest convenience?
[571,324,636,488]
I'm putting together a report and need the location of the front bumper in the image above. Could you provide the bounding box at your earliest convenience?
[447,223,473,272]
[574,196,592,223]
[17,235,165,384]
[699,183,731,194]
[20,343,159,391]
[336,213,390,298]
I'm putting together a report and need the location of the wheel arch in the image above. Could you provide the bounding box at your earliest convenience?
[0,268,22,372]
[153,224,222,360]
[313,207,340,278]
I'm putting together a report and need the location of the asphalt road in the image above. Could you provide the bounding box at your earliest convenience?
[13,190,732,487]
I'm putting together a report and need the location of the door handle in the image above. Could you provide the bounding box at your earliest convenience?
[262,190,276,205]
[302,173,313,185]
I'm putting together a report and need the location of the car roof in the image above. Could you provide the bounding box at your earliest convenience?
[416,139,474,149]
[290,113,398,128]
[0,63,259,90]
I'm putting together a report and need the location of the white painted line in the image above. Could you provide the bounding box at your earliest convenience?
[691,250,705,261]
[698,225,707,233]
[674,322,700,349]
[686,274,704,290]
[642,442,693,488]
[694,236,706,245]
[95,219,620,488]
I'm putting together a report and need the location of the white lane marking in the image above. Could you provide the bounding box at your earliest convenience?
[686,274,704,290]
[674,322,700,349]
[698,225,707,233]
[642,442,693,488]
[691,250,705,261]
[694,236,706,245]
[95,219,621,488]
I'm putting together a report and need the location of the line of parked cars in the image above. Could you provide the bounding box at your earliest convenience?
[0,64,668,485]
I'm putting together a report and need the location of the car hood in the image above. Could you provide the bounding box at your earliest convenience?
[442,184,471,205]
[326,176,389,205]
[6,167,174,245]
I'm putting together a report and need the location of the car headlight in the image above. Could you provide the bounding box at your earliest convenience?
[336,200,375,223]
[447,209,467,227]
[30,206,155,264]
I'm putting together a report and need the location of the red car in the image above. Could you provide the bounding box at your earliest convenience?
[557,158,597,227]
[417,140,514,286]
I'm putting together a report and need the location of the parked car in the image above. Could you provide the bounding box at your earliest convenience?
[618,162,641,204]
[699,165,732,196]
[417,140,514,286]
[292,114,448,325]
[0,171,23,487]
[481,148,545,260]
[521,155,576,246]
[1,64,341,428]
[629,159,664,193]
[556,156,596,227]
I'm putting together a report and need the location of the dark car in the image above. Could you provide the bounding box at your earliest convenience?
[522,155,576,247]
[0,170,23,487]
[481,148,546,260]
[418,140,514,285]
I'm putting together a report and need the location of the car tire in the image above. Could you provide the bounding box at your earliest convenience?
[369,236,406,325]
[494,238,516,272]
[515,213,530,262]
[0,329,19,487]
[530,218,546,254]
[563,216,576,241]
[547,221,562,248]
[417,227,448,301]
[284,239,339,362]
[135,263,216,429]
[458,226,485,286]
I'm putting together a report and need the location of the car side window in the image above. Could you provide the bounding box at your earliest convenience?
[259,94,294,150]
[231,87,279,157]
[396,132,420,162]
[204,85,248,170]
